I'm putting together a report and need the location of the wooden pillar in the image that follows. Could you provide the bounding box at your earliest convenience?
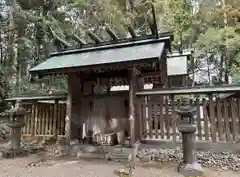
[129,68,135,148]
[128,67,140,147]
[54,100,59,139]
[135,76,144,140]
[65,74,73,152]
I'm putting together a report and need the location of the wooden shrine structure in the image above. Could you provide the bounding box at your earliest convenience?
[29,18,177,147]
[11,31,240,150]
[26,6,240,150]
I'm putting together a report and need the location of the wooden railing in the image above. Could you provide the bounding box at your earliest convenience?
[138,94,240,143]
[22,102,66,137]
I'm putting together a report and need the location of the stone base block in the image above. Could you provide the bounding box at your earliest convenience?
[178,162,203,176]
[105,151,129,161]
[1,149,29,158]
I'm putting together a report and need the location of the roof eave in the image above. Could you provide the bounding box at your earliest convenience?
[136,85,240,96]
[5,94,67,102]
[29,57,159,76]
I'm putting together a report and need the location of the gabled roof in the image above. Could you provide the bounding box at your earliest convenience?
[30,4,173,76]
[30,36,171,75]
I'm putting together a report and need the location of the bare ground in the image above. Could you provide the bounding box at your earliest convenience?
[0,154,239,177]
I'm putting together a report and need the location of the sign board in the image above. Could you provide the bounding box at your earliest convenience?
[167,55,188,76]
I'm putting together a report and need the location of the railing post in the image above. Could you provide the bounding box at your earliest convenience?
[175,97,203,176]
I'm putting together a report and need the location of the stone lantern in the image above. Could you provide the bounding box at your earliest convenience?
[2,100,29,157]
[175,97,203,176]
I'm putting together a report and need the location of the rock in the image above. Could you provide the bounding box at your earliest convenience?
[3,141,11,149]
[39,140,46,146]
[70,144,82,155]
[114,168,131,176]
[0,151,3,158]
[105,152,112,161]
[0,123,10,140]
[70,139,79,146]
[76,151,84,158]
[53,144,64,156]
[137,154,152,162]
[20,141,45,154]
[30,139,38,145]
[28,157,46,167]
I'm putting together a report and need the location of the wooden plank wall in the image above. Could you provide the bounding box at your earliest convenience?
[22,102,66,137]
[140,95,240,143]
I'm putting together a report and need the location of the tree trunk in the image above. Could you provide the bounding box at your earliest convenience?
[206,55,211,84]
[7,0,17,93]
[219,52,224,83]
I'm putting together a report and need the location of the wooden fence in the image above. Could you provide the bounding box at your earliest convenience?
[22,102,66,137]
[139,95,240,143]
[18,92,240,144]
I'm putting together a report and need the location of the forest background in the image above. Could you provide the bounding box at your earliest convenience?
[0,0,239,99]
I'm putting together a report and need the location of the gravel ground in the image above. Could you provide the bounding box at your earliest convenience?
[138,148,240,171]
[1,139,240,177]
[0,155,239,177]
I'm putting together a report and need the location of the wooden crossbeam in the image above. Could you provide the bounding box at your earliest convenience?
[48,26,71,51]
[87,30,102,43]
[146,2,159,38]
[72,34,86,45]
[105,26,119,40]
[128,26,137,38]
[54,34,71,47]
[147,15,155,35]
[151,3,159,38]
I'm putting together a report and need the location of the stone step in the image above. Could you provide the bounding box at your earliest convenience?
[76,151,106,160]
[106,151,129,161]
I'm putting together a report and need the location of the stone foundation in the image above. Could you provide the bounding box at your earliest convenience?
[1,148,29,158]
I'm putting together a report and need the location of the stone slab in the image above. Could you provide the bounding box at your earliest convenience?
[178,162,203,176]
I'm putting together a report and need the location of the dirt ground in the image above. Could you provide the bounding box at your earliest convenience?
[0,154,239,177]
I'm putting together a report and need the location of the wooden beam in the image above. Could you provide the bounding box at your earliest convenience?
[5,95,67,102]
[132,67,141,76]
[76,69,128,81]
[128,26,137,38]
[87,30,102,43]
[105,26,119,40]
[141,71,161,77]
[136,85,240,96]
[72,34,86,45]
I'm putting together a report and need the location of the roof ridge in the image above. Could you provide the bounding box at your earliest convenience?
[51,35,171,57]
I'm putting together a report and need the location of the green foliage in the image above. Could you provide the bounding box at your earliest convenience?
[162,0,194,48]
